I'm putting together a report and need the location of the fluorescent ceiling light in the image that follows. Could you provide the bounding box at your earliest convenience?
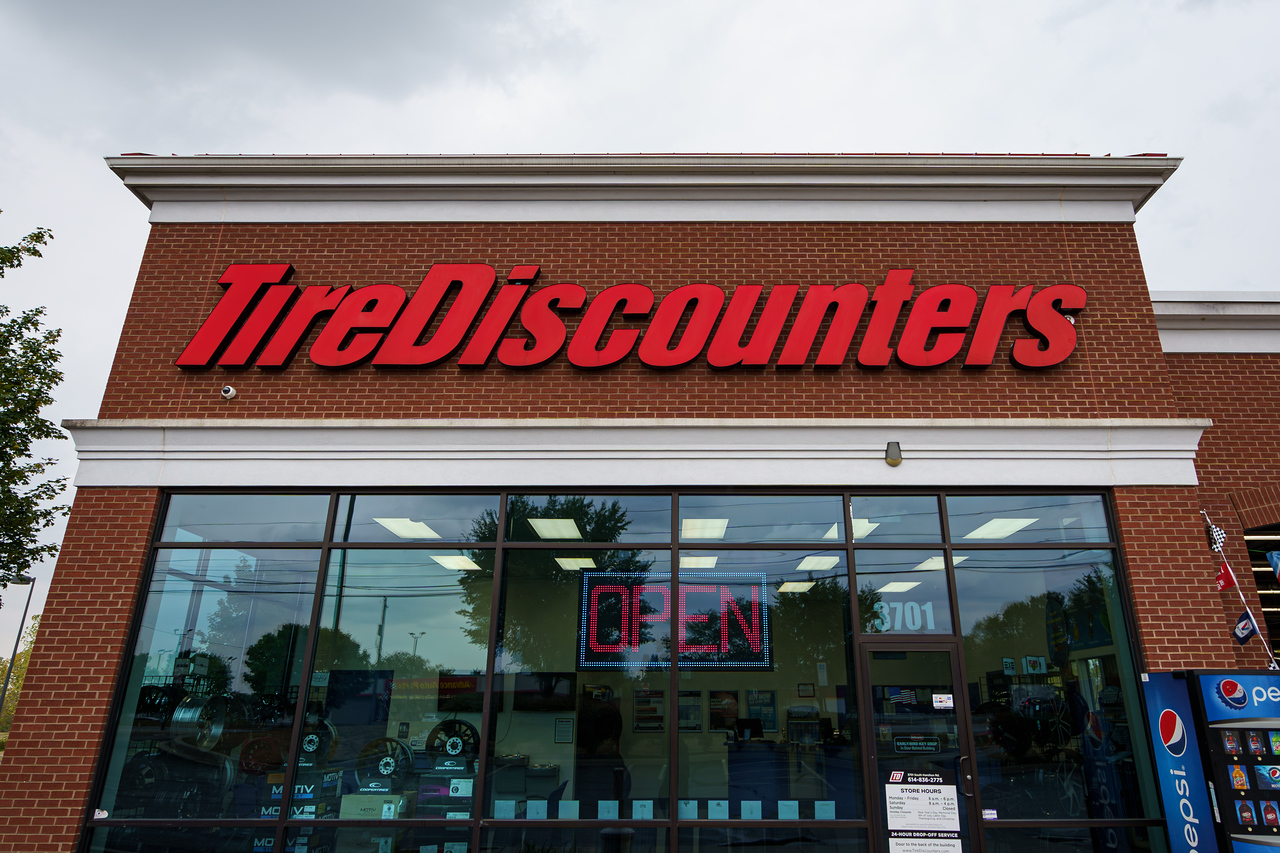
[796,556,840,572]
[823,523,840,540]
[554,557,596,571]
[878,581,921,593]
[779,581,815,593]
[910,556,967,572]
[432,555,483,572]
[681,556,719,569]
[963,518,1037,540]
[528,518,583,540]
[682,518,729,539]
[850,519,881,540]
[373,517,441,539]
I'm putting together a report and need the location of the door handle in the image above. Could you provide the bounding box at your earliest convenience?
[958,755,974,797]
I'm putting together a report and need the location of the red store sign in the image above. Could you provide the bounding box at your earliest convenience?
[177,263,1086,371]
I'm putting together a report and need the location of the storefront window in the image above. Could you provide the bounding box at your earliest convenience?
[86,825,282,852]
[678,494,845,543]
[488,548,672,821]
[678,827,868,852]
[506,494,672,543]
[954,548,1157,820]
[854,550,953,635]
[287,825,474,852]
[336,494,501,543]
[675,550,862,819]
[485,826,669,853]
[984,826,1164,853]
[96,548,320,820]
[945,495,1110,545]
[848,496,942,543]
[300,549,494,821]
[92,489,1160,849]
[160,493,331,543]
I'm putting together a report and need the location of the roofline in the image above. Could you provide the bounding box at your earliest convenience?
[105,153,1182,225]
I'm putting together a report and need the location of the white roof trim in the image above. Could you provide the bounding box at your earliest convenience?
[105,154,1181,224]
[64,417,1208,489]
[1153,293,1280,353]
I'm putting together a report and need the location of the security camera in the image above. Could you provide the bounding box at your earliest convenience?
[220,385,237,400]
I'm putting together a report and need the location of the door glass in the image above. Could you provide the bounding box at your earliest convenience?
[868,649,970,853]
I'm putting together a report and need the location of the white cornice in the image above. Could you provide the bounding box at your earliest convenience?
[105,153,1181,224]
[1152,293,1280,353]
[64,417,1209,489]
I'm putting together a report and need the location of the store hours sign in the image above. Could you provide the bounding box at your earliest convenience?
[885,771,963,853]
[579,573,771,670]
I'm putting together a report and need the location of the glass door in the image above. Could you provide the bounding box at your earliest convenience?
[863,644,982,853]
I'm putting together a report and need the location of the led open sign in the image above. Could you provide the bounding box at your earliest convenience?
[579,572,771,669]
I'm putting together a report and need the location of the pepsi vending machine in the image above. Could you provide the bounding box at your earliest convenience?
[1145,671,1280,853]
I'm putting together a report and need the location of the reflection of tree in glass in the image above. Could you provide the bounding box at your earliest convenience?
[499,495,635,543]
[196,555,258,688]
[965,565,1117,672]
[854,582,885,633]
[377,651,435,678]
[456,496,657,673]
[771,577,855,667]
[248,623,371,709]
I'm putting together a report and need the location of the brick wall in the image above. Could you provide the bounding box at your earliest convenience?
[99,222,1178,421]
[1112,486,1245,669]
[0,489,160,853]
[1163,352,1280,667]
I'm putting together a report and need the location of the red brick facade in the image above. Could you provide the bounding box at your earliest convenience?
[0,489,159,853]
[100,222,1176,421]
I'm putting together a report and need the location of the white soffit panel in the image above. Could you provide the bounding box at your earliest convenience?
[65,418,1209,489]
[105,154,1181,224]
[1152,292,1280,353]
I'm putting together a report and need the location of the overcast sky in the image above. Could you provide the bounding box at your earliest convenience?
[0,0,1275,639]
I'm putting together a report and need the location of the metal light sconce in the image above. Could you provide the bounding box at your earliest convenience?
[885,441,902,467]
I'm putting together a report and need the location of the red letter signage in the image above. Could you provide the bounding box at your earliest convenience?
[176,264,1088,373]
[579,572,770,670]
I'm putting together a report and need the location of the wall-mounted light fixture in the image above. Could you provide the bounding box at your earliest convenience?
[885,441,902,467]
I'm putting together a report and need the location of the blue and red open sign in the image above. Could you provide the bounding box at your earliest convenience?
[578,572,771,670]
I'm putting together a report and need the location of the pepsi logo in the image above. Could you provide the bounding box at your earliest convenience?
[1269,767,1280,783]
[1160,709,1187,757]
[1218,679,1250,710]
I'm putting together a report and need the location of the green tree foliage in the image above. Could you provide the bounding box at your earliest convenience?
[0,211,66,604]
[0,215,51,278]
[249,623,373,709]
[0,615,39,732]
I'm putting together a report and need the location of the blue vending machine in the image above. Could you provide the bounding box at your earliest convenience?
[1145,671,1280,853]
